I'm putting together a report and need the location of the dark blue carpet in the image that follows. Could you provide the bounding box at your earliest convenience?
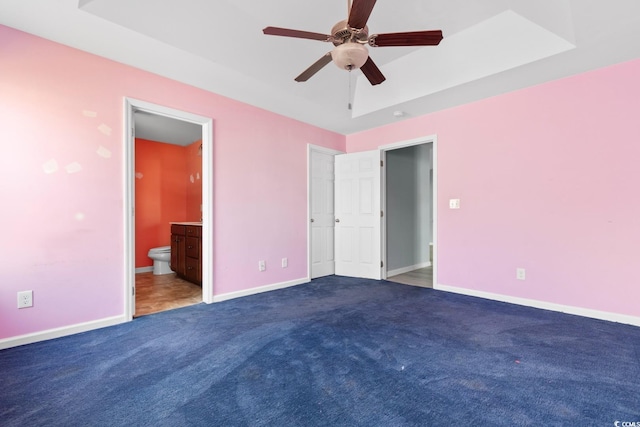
[1,276,639,426]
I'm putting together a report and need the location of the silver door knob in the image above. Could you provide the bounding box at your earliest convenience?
[335,218,340,223]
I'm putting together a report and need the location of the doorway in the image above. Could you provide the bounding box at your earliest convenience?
[124,98,214,320]
[307,135,437,287]
[382,136,437,288]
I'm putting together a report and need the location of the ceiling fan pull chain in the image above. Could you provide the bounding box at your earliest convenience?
[348,70,353,110]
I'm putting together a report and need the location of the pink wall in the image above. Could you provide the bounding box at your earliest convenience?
[347,59,640,318]
[2,21,638,343]
[0,25,344,340]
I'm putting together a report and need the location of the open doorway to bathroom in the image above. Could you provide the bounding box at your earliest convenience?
[133,112,202,316]
[124,98,213,320]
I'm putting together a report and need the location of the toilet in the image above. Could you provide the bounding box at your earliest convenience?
[147,246,173,275]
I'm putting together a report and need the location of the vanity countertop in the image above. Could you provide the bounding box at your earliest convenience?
[170,222,202,226]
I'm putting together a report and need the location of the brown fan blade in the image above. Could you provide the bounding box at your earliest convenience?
[348,0,377,29]
[360,57,385,86]
[295,52,333,82]
[369,30,443,47]
[263,26,330,42]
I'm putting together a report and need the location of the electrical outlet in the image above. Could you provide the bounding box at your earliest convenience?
[449,199,460,209]
[282,257,288,268]
[258,260,266,272]
[516,268,526,280]
[17,290,33,309]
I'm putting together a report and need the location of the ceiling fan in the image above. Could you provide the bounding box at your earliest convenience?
[263,0,443,85]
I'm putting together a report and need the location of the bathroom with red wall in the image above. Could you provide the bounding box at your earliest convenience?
[134,138,202,269]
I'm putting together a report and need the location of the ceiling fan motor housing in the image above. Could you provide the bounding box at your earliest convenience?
[330,20,370,70]
[331,20,369,45]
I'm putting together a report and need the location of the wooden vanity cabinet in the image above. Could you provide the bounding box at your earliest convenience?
[170,225,185,276]
[170,224,202,285]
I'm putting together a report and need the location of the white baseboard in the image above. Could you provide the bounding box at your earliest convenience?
[0,315,127,350]
[135,266,153,274]
[212,277,308,303]
[8,280,634,351]
[387,261,431,278]
[435,284,640,327]
[0,278,309,350]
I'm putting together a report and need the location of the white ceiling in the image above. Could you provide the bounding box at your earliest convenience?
[2,0,640,136]
[134,111,202,146]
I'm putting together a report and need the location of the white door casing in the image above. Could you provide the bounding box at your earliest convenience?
[124,97,214,321]
[334,150,382,279]
[310,149,336,278]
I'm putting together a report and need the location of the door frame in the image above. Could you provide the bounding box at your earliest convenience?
[379,135,438,286]
[306,144,344,281]
[123,97,214,320]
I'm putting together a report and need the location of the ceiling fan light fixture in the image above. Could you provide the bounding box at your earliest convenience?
[263,0,443,85]
[331,42,368,70]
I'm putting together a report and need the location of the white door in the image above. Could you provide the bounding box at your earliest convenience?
[310,150,336,278]
[335,150,382,279]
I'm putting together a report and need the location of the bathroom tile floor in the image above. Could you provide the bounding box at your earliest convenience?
[134,272,202,317]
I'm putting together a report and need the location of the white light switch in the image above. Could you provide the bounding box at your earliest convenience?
[449,199,461,209]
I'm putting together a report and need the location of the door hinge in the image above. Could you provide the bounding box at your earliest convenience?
[380,160,384,167]
[381,210,384,217]
[132,286,135,296]
[381,261,384,268]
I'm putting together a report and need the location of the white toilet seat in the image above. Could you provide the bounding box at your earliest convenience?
[148,246,171,254]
